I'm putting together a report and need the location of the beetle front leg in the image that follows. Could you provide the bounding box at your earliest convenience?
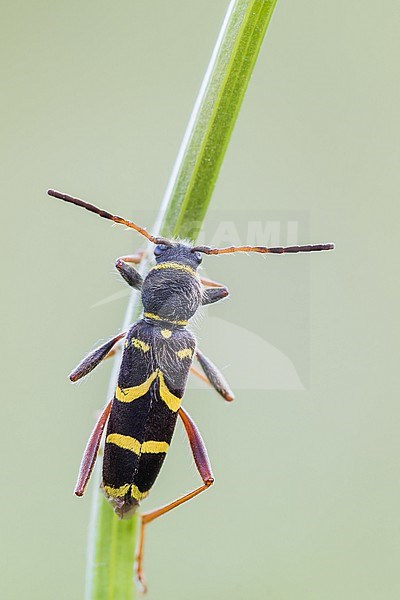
[202,286,229,305]
[118,250,145,264]
[115,259,143,289]
[200,276,225,288]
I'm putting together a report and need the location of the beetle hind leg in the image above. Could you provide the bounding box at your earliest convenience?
[74,399,112,496]
[135,406,214,593]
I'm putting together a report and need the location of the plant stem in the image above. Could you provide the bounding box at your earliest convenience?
[161,0,278,240]
[85,1,278,598]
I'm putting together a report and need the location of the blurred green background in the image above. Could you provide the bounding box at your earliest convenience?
[2,1,399,599]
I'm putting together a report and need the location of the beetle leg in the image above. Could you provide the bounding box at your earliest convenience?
[190,349,234,402]
[202,286,229,305]
[102,344,121,360]
[69,332,126,382]
[74,399,112,496]
[135,407,214,593]
[118,250,145,264]
[190,364,210,386]
[115,259,143,289]
[200,276,226,288]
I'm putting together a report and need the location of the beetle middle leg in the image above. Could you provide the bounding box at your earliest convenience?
[190,349,234,401]
[69,332,127,382]
[135,406,214,592]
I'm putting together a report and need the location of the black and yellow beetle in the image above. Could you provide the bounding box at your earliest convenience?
[48,188,334,591]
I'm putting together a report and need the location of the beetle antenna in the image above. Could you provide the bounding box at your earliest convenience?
[192,243,335,255]
[47,189,172,246]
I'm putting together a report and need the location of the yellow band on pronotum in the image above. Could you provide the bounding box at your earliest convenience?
[144,312,188,327]
[152,262,196,276]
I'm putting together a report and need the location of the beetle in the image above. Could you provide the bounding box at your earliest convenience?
[48,188,334,591]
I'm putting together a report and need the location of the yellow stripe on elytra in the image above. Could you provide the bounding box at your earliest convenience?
[115,369,181,412]
[176,348,193,360]
[131,485,149,501]
[141,440,169,453]
[104,483,149,501]
[103,483,130,498]
[131,337,150,352]
[115,370,158,403]
[158,371,182,412]
[144,312,188,327]
[106,433,141,454]
[106,433,169,455]
[152,262,196,276]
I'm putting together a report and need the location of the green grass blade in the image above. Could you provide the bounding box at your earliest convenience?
[161,0,278,240]
[87,494,136,599]
[85,1,278,598]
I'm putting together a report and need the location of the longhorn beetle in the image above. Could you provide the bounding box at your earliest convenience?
[48,188,334,591]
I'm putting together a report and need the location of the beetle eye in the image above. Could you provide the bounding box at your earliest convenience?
[154,244,168,257]
[194,252,203,264]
